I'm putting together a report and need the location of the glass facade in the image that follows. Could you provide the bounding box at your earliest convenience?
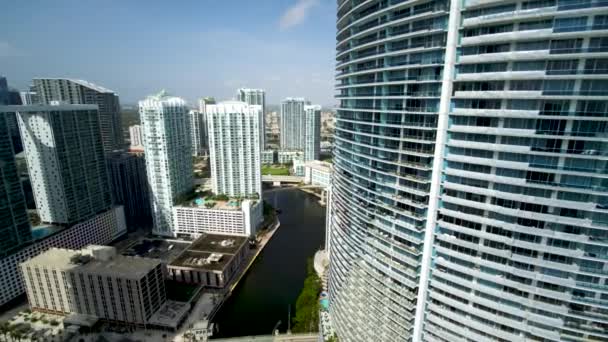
[330,0,608,341]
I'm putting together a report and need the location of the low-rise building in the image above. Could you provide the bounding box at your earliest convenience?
[173,197,262,238]
[21,245,164,325]
[0,206,126,307]
[168,234,248,289]
[304,161,332,188]
[277,150,302,165]
[261,150,275,165]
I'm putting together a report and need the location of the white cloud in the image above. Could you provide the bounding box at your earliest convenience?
[279,0,319,30]
[0,42,26,57]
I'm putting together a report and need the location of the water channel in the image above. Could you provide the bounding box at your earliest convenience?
[211,188,326,338]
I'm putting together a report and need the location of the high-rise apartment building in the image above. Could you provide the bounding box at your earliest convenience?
[190,110,207,157]
[236,88,266,149]
[139,91,193,236]
[1,76,24,153]
[106,151,152,229]
[0,111,31,257]
[329,1,608,341]
[304,104,321,161]
[280,97,307,150]
[21,246,165,324]
[7,104,112,226]
[206,101,262,197]
[33,78,124,152]
[129,124,143,148]
[190,97,216,157]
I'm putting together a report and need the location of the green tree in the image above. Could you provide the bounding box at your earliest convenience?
[292,258,321,333]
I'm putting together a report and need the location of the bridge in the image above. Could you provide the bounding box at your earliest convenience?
[262,175,303,186]
[210,333,319,342]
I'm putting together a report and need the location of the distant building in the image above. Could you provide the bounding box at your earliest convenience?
[0,206,126,307]
[106,151,152,229]
[21,245,165,325]
[128,124,143,148]
[33,78,124,152]
[8,104,113,226]
[277,150,302,165]
[139,91,193,236]
[168,234,248,289]
[280,98,306,150]
[173,198,262,238]
[207,101,262,198]
[261,150,275,165]
[191,97,215,157]
[1,76,24,153]
[0,111,31,257]
[303,160,332,188]
[304,104,321,161]
[19,91,39,105]
[236,88,265,149]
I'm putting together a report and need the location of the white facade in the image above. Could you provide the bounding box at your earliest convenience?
[174,199,262,237]
[277,150,302,165]
[280,98,306,150]
[304,105,321,162]
[139,91,193,236]
[9,104,112,225]
[206,101,262,198]
[189,110,207,157]
[261,150,275,164]
[0,206,126,307]
[21,245,164,325]
[236,88,265,149]
[304,160,332,188]
[129,124,143,148]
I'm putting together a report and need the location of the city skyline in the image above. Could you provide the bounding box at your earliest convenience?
[0,1,337,106]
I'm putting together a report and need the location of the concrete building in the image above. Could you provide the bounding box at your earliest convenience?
[304,104,321,162]
[106,151,152,229]
[189,110,206,157]
[191,97,215,157]
[236,88,266,149]
[128,124,143,148]
[303,160,332,188]
[0,111,31,257]
[280,98,306,150]
[206,101,262,198]
[33,78,123,152]
[19,91,39,105]
[21,245,164,325]
[261,150,276,165]
[6,104,112,226]
[139,90,193,236]
[168,234,248,289]
[277,150,302,165]
[174,197,262,238]
[330,1,608,341]
[0,206,126,307]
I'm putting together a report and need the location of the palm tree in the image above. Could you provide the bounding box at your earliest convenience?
[0,322,9,341]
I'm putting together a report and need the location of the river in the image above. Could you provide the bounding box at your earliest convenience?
[211,188,327,338]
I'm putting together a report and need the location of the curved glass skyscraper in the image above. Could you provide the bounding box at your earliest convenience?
[329,0,608,341]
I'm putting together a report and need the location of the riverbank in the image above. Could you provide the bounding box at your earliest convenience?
[211,189,327,338]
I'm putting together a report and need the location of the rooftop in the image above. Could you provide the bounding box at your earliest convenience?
[22,246,161,279]
[305,160,333,173]
[170,234,247,271]
[0,104,98,113]
[189,234,247,255]
[33,78,116,94]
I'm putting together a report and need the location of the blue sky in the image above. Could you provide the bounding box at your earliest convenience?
[0,0,336,106]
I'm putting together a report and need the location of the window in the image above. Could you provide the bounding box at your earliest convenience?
[554,17,588,32]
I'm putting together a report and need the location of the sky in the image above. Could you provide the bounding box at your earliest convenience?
[0,0,337,106]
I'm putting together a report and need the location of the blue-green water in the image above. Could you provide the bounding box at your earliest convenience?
[211,188,326,337]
